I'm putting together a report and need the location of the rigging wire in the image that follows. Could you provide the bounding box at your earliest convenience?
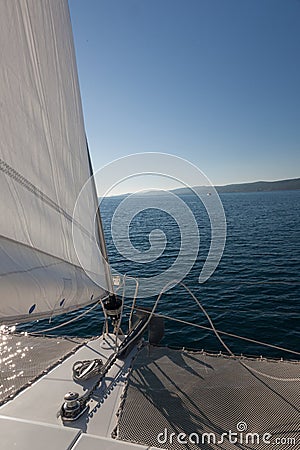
[28,280,126,336]
[114,279,300,383]
[30,296,109,335]
[146,281,300,382]
[29,277,299,359]
[58,276,299,419]
[114,277,126,348]
[123,305,300,357]
[127,276,139,332]
[113,273,140,347]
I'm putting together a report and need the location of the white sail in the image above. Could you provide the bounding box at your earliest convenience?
[0,0,111,323]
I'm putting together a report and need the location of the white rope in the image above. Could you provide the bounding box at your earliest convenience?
[161,282,300,382]
[125,280,300,383]
[31,277,300,382]
[240,363,300,382]
[72,358,103,381]
[179,281,234,356]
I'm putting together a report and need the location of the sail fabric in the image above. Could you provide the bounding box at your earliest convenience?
[0,0,110,323]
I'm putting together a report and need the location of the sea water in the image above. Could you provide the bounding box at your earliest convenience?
[99,190,300,358]
[25,190,300,359]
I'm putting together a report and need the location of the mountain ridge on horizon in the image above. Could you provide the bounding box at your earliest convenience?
[175,177,300,195]
[99,177,300,198]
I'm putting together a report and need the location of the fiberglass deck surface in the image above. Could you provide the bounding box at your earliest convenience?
[0,334,159,450]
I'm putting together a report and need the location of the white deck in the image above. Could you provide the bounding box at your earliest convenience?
[0,333,163,449]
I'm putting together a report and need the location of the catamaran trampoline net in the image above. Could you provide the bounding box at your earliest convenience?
[0,331,86,405]
[116,345,300,450]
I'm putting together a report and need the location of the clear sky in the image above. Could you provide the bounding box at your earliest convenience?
[69,0,300,193]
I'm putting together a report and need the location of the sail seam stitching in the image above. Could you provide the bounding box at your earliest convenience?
[0,158,96,242]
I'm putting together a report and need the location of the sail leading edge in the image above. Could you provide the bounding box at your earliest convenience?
[0,0,111,323]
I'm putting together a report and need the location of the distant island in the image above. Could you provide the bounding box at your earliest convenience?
[100,177,300,199]
[172,177,300,195]
[217,177,300,193]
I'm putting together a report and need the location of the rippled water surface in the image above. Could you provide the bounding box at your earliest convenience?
[100,190,300,357]
[25,190,300,359]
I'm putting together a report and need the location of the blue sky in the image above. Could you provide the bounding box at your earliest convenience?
[69,0,300,192]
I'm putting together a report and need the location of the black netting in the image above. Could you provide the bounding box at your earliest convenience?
[116,345,300,450]
[0,332,86,405]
